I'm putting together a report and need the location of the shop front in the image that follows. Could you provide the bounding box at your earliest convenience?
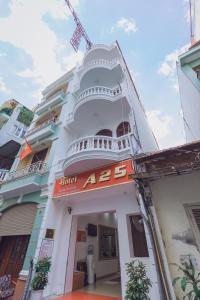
[37,160,161,299]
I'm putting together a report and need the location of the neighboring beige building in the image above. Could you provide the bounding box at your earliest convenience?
[134,141,200,299]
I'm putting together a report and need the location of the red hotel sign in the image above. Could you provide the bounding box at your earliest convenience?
[53,159,134,198]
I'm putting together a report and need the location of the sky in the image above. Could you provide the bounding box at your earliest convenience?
[0,0,191,149]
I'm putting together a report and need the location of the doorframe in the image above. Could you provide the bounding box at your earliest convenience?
[64,209,122,294]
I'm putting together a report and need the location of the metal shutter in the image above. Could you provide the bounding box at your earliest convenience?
[0,203,37,236]
[192,208,200,232]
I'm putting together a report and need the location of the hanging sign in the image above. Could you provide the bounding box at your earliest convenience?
[53,159,134,198]
[39,239,54,259]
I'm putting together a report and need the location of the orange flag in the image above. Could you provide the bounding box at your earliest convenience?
[20,140,32,160]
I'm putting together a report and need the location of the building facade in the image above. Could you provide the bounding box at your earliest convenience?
[0,99,33,180]
[26,43,165,300]
[178,0,200,142]
[0,93,64,296]
[134,142,200,299]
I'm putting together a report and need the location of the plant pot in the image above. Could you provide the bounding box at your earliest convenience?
[31,289,43,300]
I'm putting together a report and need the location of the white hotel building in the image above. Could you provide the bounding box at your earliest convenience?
[30,43,163,299]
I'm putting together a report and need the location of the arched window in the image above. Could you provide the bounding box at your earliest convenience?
[116,122,131,137]
[96,129,112,137]
[95,129,112,150]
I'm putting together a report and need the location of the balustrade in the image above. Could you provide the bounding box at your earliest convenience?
[67,134,131,157]
[5,161,48,182]
[26,119,56,136]
[77,85,121,103]
[35,90,65,111]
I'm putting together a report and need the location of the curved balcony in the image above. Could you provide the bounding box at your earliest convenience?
[35,90,65,115]
[76,85,122,108]
[63,134,131,173]
[25,120,57,144]
[77,58,119,79]
[68,134,131,154]
[0,161,49,199]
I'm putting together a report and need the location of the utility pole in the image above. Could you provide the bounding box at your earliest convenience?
[65,0,93,52]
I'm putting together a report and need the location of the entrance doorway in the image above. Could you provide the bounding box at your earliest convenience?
[71,211,122,298]
[0,235,30,282]
[0,203,37,282]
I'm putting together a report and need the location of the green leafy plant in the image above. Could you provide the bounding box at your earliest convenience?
[31,257,51,291]
[172,259,200,299]
[125,260,152,300]
[17,106,34,126]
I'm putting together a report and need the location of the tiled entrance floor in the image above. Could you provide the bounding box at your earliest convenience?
[56,291,121,300]
[79,275,121,298]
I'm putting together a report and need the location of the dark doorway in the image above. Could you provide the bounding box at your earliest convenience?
[31,148,48,164]
[0,235,30,281]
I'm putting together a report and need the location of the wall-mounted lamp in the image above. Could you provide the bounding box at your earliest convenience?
[67,207,72,214]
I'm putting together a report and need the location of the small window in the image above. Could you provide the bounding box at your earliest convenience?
[96,129,112,137]
[15,127,21,137]
[185,204,200,250]
[129,215,149,257]
[116,122,131,137]
[193,66,200,80]
[21,129,26,138]
[31,148,48,164]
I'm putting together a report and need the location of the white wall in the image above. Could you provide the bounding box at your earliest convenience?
[74,212,119,279]
[32,43,162,300]
[37,183,161,300]
[194,0,200,42]
[150,172,200,298]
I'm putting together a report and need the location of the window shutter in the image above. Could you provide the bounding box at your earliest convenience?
[192,208,200,232]
[0,203,37,236]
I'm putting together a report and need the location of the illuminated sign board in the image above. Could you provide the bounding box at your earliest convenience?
[53,159,134,198]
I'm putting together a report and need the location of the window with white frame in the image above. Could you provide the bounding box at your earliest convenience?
[12,124,26,138]
[185,204,200,250]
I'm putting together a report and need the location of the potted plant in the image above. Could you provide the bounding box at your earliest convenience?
[31,257,51,300]
[125,260,152,300]
[172,258,200,299]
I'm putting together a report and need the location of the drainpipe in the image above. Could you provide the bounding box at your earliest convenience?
[135,177,176,300]
[150,205,177,300]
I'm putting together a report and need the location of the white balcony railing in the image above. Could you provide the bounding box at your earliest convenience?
[67,134,131,157]
[4,161,48,182]
[26,119,56,137]
[77,86,122,103]
[83,58,118,70]
[35,90,65,111]
[0,169,9,181]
